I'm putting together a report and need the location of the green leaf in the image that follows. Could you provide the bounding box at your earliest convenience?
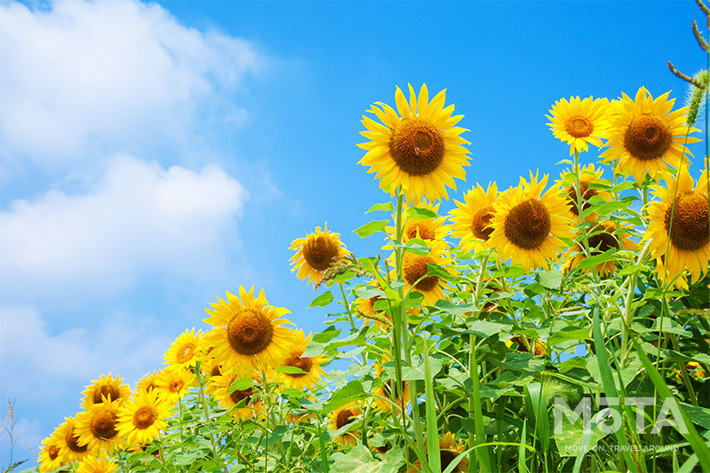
[576,249,617,270]
[277,365,307,375]
[323,380,367,412]
[308,290,334,308]
[463,319,508,338]
[354,220,389,238]
[536,270,563,290]
[366,202,395,214]
[407,207,438,220]
[401,358,443,381]
[426,262,456,282]
[228,376,252,394]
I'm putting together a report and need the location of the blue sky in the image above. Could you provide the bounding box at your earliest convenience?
[0,0,705,467]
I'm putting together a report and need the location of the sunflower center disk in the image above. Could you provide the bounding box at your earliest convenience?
[286,355,313,377]
[389,118,445,176]
[90,411,118,440]
[588,232,619,254]
[93,385,120,404]
[48,445,60,460]
[169,380,185,394]
[503,199,552,250]
[565,115,594,138]
[227,310,275,356]
[405,220,437,240]
[402,253,440,292]
[65,429,88,453]
[623,114,672,161]
[134,406,157,430]
[664,193,710,251]
[440,450,457,471]
[567,183,597,216]
[471,206,495,241]
[177,343,195,363]
[336,408,355,429]
[303,235,339,271]
[230,387,253,405]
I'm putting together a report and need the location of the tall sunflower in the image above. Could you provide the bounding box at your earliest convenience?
[116,389,172,445]
[449,182,499,253]
[75,399,125,454]
[274,329,329,391]
[203,286,294,375]
[488,172,574,271]
[643,168,709,289]
[358,84,471,204]
[164,328,204,372]
[54,416,90,463]
[81,373,131,409]
[557,163,612,221]
[75,454,118,473]
[290,224,350,287]
[38,431,65,473]
[329,402,363,446]
[564,220,636,276]
[547,96,609,155]
[600,87,700,183]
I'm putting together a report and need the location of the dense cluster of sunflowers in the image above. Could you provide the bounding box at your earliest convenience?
[32,77,709,473]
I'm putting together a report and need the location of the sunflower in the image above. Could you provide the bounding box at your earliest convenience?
[358,83,471,204]
[643,168,710,289]
[391,239,452,305]
[409,431,469,472]
[203,286,295,375]
[274,329,329,391]
[38,431,65,473]
[600,87,700,183]
[386,200,449,247]
[75,454,118,473]
[54,416,90,463]
[154,369,194,405]
[449,182,499,253]
[557,163,612,221]
[371,357,410,414]
[75,399,125,454]
[164,328,204,372]
[547,96,609,155]
[505,336,547,356]
[487,172,574,271]
[209,373,265,420]
[354,282,393,329]
[116,389,172,445]
[564,220,636,276]
[290,224,350,287]
[135,371,159,394]
[81,373,132,409]
[329,402,363,446]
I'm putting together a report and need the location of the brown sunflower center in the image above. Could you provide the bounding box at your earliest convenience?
[47,445,60,460]
[210,365,221,378]
[503,199,551,249]
[92,384,120,404]
[285,355,313,377]
[65,428,88,453]
[169,379,185,394]
[133,406,157,430]
[588,231,619,254]
[336,408,356,429]
[402,253,440,292]
[405,220,437,241]
[390,117,445,176]
[664,192,710,251]
[565,115,594,138]
[623,114,672,161]
[567,182,598,216]
[90,410,118,440]
[230,387,253,405]
[471,206,495,241]
[227,309,274,356]
[176,343,196,363]
[303,235,339,271]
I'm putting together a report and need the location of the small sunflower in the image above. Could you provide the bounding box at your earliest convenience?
[38,431,65,473]
[135,371,159,394]
[154,369,194,405]
[488,172,574,271]
[392,239,452,305]
[116,389,172,445]
[449,182,499,253]
[274,329,329,391]
[600,87,700,183]
[354,281,394,329]
[643,168,710,289]
[203,286,295,375]
[81,373,131,409]
[75,399,125,454]
[564,220,636,276]
[209,373,264,421]
[409,432,469,472]
[371,357,410,414]
[358,83,471,204]
[547,96,609,155]
[557,163,612,221]
[75,454,118,473]
[329,402,363,446]
[505,336,547,356]
[386,200,449,247]
[164,328,204,372]
[54,416,90,463]
[290,224,350,287]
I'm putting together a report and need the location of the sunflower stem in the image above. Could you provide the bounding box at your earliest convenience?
[195,363,225,472]
[620,239,651,365]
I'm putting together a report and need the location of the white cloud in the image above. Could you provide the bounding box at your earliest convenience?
[0,155,248,302]
[0,0,261,167]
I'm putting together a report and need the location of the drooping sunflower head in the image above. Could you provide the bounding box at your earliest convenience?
[600,87,700,183]
[38,431,65,473]
[116,389,172,446]
[203,286,295,375]
[81,373,132,409]
[54,416,90,463]
[372,356,410,414]
[390,239,452,306]
[164,328,204,373]
[557,163,611,220]
[547,95,610,155]
[488,172,575,271]
[274,329,329,392]
[75,399,125,455]
[329,401,363,446]
[154,368,194,405]
[75,454,118,473]
[290,223,350,287]
[564,220,637,277]
[449,181,499,253]
[643,168,710,289]
[358,84,471,204]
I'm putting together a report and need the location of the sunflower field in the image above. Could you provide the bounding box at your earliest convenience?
[24,4,710,473]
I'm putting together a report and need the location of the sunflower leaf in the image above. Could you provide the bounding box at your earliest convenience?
[366,202,395,214]
[576,249,617,270]
[354,220,389,238]
[407,207,438,220]
[228,376,253,394]
[309,291,334,307]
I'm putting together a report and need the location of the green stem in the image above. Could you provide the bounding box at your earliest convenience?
[196,365,225,472]
[620,239,651,365]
